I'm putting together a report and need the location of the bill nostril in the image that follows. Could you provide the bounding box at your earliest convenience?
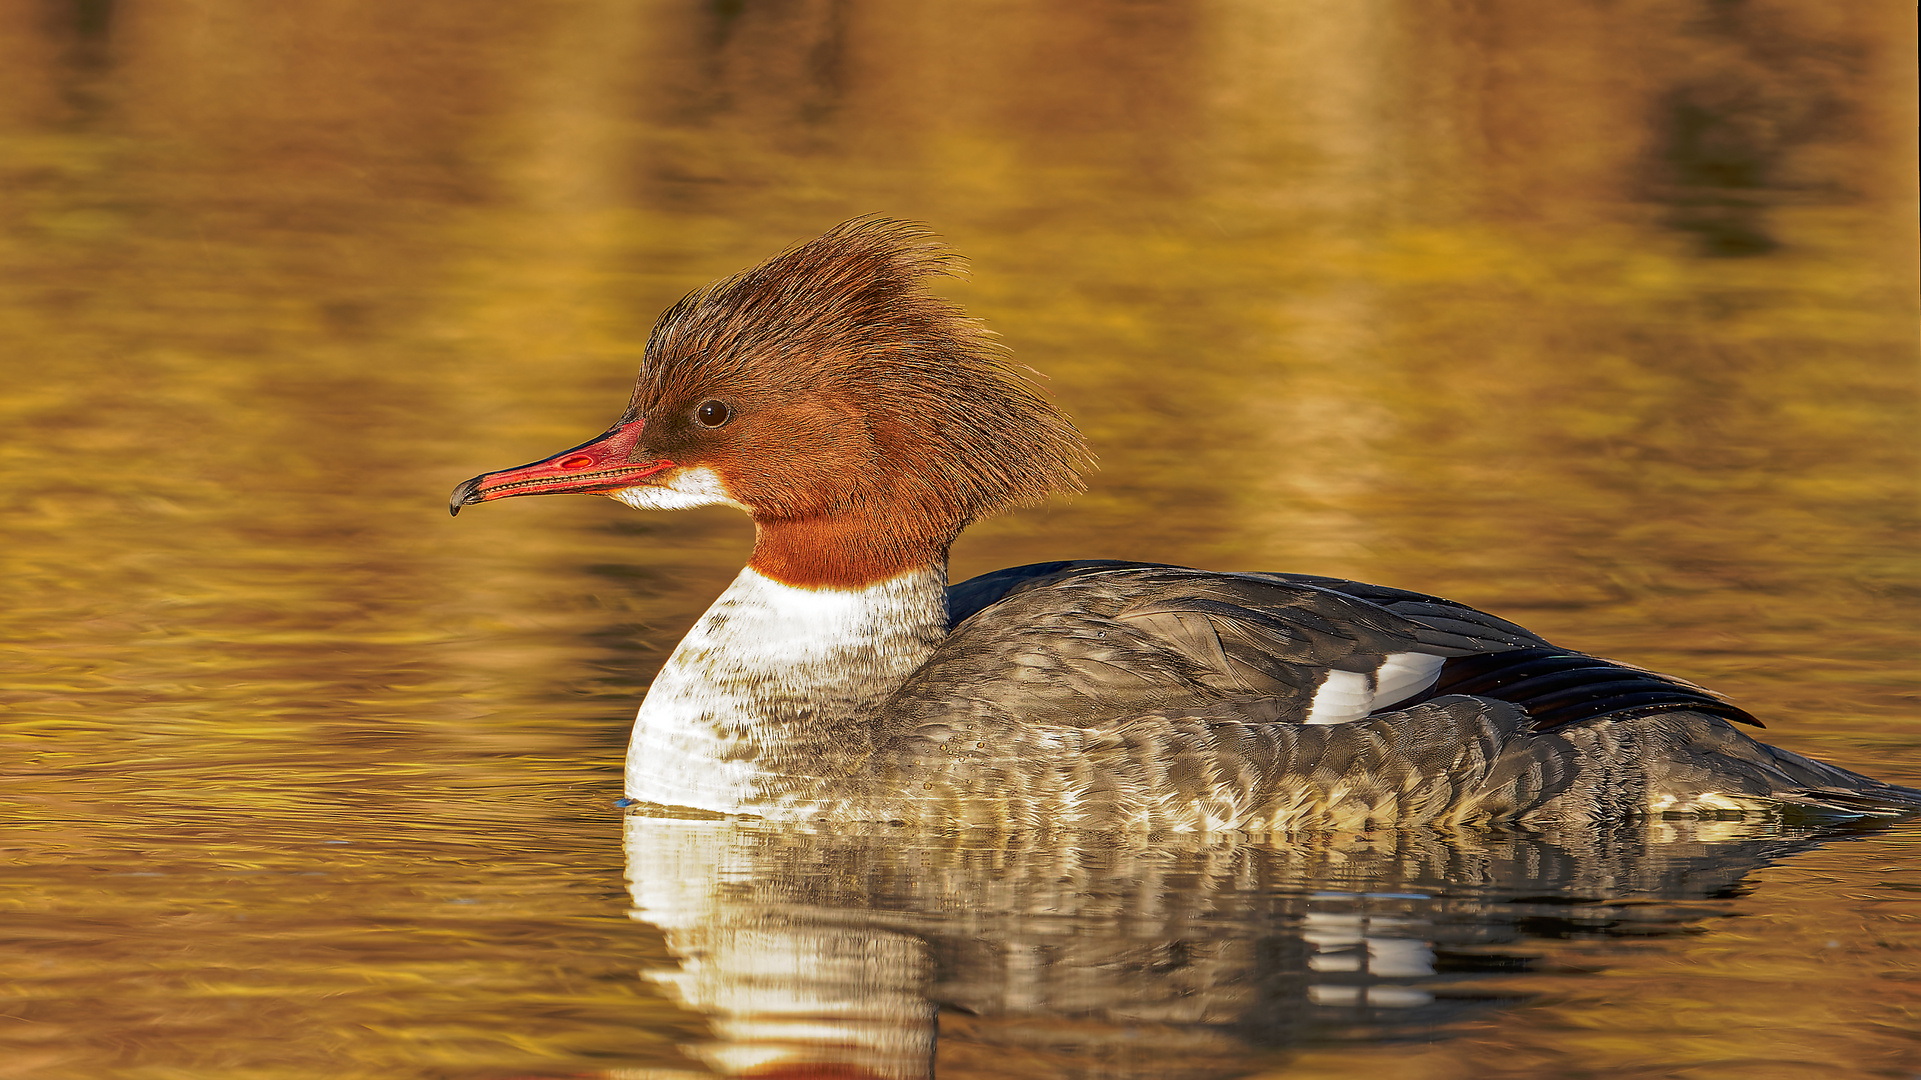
[557,454,595,470]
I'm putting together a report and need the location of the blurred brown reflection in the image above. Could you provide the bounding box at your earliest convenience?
[0,0,1915,1077]
[618,816,1876,1080]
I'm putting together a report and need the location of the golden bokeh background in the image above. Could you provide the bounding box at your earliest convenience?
[1,2,1915,1077]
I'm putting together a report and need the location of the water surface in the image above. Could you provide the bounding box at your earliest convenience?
[2,2,1917,1077]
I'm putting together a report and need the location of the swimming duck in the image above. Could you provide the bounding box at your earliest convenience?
[450,218,1921,831]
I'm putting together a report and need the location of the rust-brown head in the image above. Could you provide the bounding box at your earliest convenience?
[450,218,1090,588]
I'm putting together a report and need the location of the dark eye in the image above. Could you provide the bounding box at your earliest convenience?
[695,400,732,428]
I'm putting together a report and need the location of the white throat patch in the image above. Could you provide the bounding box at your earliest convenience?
[612,465,747,511]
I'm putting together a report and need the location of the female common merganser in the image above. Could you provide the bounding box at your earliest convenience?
[451,218,1921,831]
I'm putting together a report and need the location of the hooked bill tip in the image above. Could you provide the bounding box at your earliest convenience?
[449,476,485,517]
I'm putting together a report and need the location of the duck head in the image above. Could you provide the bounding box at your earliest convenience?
[450,218,1090,588]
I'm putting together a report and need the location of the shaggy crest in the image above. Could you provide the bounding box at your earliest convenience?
[631,218,1090,579]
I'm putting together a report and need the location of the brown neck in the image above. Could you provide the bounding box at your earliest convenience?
[749,513,953,589]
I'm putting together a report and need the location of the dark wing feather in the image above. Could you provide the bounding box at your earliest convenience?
[945,560,1166,628]
[931,562,1763,735]
[908,564,1468,732]
[1416,647,1762,729]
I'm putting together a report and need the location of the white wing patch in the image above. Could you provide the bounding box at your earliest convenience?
[1375,652,1446,708]
[1304,670,1373,725]
[1303,651,1446,725]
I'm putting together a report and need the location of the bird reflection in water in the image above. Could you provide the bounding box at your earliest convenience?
[612,816,1846,1079]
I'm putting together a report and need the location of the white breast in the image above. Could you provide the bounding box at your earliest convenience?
[625,565,947,813]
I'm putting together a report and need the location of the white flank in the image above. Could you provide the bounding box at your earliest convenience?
[625,565,947,813]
